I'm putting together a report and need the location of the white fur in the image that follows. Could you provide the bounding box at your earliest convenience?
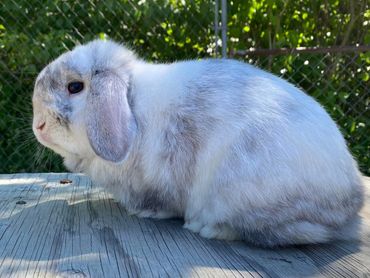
[32,40,364,247]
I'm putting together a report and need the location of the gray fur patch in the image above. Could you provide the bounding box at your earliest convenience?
[161,113,200,181]
[123,184,181,215]
[230,184,364,247]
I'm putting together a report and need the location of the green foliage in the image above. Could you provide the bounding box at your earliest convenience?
[0,0,368,174]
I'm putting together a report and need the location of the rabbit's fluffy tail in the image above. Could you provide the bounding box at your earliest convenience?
[239,216,363,248]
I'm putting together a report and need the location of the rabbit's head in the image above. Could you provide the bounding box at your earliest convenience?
[32,40,137,164]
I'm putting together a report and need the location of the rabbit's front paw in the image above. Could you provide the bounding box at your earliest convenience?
[128,209,175,219]
[184,220,240,241]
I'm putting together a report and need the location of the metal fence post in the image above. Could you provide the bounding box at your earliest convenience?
[221,0,227,58]
[214,0,219,57]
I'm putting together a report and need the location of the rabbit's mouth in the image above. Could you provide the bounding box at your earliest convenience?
[34,130,57,149]
[34,131,71,158]
[38,132,52,145]
[33,121,57,148]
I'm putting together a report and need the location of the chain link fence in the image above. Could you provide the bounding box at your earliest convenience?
[0,0,369,174]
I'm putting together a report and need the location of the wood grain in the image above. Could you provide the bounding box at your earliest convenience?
[0,173,369,277]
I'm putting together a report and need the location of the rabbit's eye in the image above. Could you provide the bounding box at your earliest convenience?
[68,81,84,94]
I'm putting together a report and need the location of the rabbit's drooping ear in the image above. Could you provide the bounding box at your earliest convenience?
[85,71,136,163]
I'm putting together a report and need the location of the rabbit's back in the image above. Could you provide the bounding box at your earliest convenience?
[195,59,363,199]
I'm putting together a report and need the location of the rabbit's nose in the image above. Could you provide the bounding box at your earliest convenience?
[36,121,46,131]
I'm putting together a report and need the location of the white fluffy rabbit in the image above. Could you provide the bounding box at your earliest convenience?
[32,40,364,247]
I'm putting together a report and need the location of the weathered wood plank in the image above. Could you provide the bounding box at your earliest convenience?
[0,173,369,278]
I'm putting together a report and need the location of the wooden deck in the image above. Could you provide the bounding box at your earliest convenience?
[0,173,369,277]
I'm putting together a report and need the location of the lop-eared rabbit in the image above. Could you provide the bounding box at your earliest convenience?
[33,40,364,247]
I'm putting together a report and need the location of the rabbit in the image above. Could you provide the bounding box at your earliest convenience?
[32,39,364,247]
